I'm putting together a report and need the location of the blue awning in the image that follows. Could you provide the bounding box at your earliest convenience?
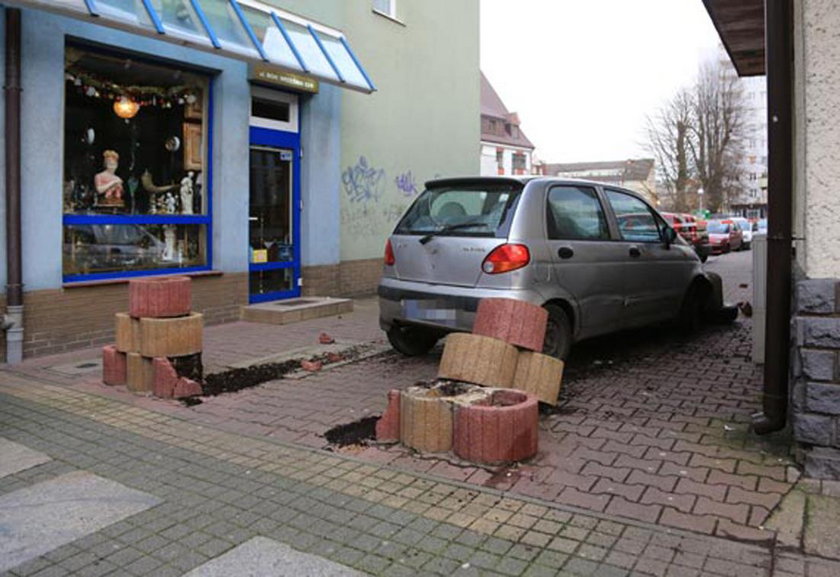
[6,0,376,93]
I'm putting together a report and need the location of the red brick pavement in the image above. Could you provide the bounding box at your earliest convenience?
[7,251,794,543]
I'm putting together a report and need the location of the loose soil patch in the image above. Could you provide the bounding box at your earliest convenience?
[324,416,379,447]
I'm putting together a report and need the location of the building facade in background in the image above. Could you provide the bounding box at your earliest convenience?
[480,72,535,176]
[731,75,768,218]
[541,159,658,205]
[0,0,480,359]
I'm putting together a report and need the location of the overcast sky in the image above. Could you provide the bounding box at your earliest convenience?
[480,0,723,163]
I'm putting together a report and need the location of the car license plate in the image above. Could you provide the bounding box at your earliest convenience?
[402,300,457,326]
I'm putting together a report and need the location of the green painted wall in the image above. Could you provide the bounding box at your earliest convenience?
[266,0,481,262]
[339,1,481,261]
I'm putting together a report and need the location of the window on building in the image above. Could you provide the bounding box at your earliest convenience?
[62,45,211,281]
[372,0,397,18]
[496,149,504,168]
[512,153,527,173]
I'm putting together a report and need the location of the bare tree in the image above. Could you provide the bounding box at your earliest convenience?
[645,89,693,211]
[689,60,748,213]
[645,58,748,214]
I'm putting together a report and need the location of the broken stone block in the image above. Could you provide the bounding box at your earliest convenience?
[300,360,323,372]
[438,333,519,388]
[129,276,192,319]
[115,312,141,353]
[126,352,154,393]
[399,382,490,453]
[375,389,401,443]
[138,313,203,358]
[173,378,203,399]
[472,298,548,352]
[102,345,127,386]
[453,390,539,464]
[319,332,335,344]
[513,351,564,405]
[400,387,454,453]
[153,357,179,399]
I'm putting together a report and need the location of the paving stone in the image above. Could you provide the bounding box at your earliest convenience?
[0,438,51,479]
[0,472,160,573]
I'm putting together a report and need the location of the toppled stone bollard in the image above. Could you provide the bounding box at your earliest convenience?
[472,298,548,352]
[453,390,539,464]
[438,334,519,388]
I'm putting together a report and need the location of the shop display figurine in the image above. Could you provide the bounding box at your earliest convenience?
[162,225,177,261]
[164,192,177,215]
[180,172,194,215]
[94,150,124,207]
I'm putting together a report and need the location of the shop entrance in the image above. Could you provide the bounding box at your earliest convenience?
[248,89,300,303]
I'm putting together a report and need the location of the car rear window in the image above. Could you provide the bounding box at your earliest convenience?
[394,183,521,237]
[707,222,730,233]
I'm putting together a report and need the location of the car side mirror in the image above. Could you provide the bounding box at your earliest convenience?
[663,227,678,247]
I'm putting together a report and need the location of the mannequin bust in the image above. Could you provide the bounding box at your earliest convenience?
[94,150,124,206]
[180,172,194,215]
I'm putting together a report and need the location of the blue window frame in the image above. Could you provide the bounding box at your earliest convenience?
[62,45,213,283]
[248,126,301,303]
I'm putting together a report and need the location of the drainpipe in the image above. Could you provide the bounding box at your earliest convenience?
[753,0,793,435]
[3,8,24,364]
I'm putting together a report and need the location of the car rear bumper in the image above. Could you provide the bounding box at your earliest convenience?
[378,277,546,333]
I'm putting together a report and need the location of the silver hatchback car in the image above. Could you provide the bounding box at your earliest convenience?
[379,177,722,359]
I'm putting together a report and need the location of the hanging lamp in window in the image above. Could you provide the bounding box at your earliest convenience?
[113,96,140,119]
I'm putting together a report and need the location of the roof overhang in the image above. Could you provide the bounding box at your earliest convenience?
[702,0,766,76]
[4,0,375,93]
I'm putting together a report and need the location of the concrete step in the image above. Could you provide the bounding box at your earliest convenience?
[240,297,353,325]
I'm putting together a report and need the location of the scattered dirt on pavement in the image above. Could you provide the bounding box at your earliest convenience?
[180,343,385,405]
[201,360,301,397]
[323,416,379,447]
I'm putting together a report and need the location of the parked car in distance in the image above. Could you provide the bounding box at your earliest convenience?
[706,220,743,254]
[756,218,768,235]
[730,217,753,249]
[660,212,710,262]
[379,177,732,360]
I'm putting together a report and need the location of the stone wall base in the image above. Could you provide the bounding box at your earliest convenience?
[0,273,247,361]
[0,257,383,362]
[793,278,840,480]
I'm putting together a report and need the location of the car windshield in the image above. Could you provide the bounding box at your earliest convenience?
[707,222,730,234]
[395,183,522,236]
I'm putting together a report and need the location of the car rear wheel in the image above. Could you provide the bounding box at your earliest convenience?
[678,283,708,334]
[387,325,440,356]
[543,304,572,361]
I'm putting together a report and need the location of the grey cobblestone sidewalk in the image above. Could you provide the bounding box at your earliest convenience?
[0,379,837,576]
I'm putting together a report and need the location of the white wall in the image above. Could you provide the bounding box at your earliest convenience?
[797,0,840,278]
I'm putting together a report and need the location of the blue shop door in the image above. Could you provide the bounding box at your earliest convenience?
[248,130,301,303]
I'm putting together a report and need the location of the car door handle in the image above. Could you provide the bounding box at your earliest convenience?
[557,247,574,260]
[629,246,641,258]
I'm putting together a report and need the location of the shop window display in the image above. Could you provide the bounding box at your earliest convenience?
[62,45,211,279]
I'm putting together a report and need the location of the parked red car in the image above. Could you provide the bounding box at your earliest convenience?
[706,220,743,254]
[661,212,710,262]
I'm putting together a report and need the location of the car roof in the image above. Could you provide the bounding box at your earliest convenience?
[424,176,650,203]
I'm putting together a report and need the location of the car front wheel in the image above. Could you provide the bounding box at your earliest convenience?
[543,304,572,360]
[387,325,440,356]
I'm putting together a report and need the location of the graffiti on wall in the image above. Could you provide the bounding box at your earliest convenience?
[342,156,386,203]
[394,170,418,197]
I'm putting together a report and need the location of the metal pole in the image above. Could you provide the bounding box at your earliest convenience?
[4,8,24,364]
[753,0,793,435]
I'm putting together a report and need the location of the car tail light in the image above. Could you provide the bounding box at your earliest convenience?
[482,244,530,274]
[384,239,395,266]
